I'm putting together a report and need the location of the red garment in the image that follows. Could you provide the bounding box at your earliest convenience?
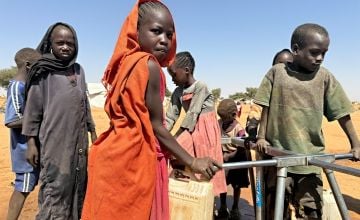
[81,0,176,219]
[150,73,170,220]
[176,111,227,196]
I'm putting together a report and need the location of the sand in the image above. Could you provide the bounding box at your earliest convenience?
[0,99,359,219]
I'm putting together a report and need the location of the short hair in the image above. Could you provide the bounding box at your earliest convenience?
[272,48,292,66]
[14,48,41,68]
[174,51,195,74]
[291,23,329,49]
[138,1,169,29]
[217,99,237,119]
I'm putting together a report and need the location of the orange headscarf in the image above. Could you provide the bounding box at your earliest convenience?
[81,0,176,219]
[102,0,176,93]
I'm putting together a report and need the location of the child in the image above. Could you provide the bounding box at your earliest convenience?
[246,48,293,138]
[4,48,41,220]
[22,22,97,219]
[81,1,221,220]
[166,51,227,196]
[271,48,293,66]
[254,23,360,219]
[236,101,242,118]
[217,99,249,220]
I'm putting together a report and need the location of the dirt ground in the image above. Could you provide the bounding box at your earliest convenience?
[0,98,359,219]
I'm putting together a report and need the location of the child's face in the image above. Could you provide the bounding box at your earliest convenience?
[50,26,76,61]
[292,32,329,72]
[221,112,236,124]
[138,8,174,64]
[274,52,293,65]
[167,64,188,87]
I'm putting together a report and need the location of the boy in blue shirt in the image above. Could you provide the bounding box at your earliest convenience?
[5,48,41,220]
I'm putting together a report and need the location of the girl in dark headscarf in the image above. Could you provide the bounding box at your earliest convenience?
[22,22,97,220]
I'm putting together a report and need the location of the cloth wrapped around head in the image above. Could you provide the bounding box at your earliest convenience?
[101,0,177,93]
[25,22,78,96]
[81,1,176,219]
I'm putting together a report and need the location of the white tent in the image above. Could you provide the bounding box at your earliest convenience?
[87,83,106,108]
[0,87,7,97]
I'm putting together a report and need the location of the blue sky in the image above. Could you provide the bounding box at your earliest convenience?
[1,1,359,101]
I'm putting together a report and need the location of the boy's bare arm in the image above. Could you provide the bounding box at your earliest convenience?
[256,106,270,153]
[338,115,360,160]
[26,136,39,167]
[5,118,23,128]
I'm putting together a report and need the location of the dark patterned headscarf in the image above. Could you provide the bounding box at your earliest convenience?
[25,22,78,97]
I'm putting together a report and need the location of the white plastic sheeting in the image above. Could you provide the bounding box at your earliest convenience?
[87,83,106,108]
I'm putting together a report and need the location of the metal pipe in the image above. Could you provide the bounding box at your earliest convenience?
[222,159,277,170]
[246,150,257,216]
[255,153,265,220]
[309,159,360,177]
[334,153,353,160]
[323,168,350,220]
[273,167,288,220]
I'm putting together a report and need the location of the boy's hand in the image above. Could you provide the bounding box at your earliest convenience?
[190,157,222,180]
[256,138,270,154]
[26,143,39,168]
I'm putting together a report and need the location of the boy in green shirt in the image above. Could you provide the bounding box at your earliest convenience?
[254,23,360,219]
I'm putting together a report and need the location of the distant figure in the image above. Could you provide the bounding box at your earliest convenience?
[217,99,249,220]
[255,23,359,219]
[246,49,293,138]
[22,22,97,219]
[5,48,41,220]
[236,101,242,118]
[272,48,293,66]
[81,1,221,220]
[166,51,227,196]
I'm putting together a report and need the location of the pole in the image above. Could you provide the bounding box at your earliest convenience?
[323,168,350,220]
[309,158,360,177]
[273,167,288,220]
[255,152,264,220]
[245,149,257,216]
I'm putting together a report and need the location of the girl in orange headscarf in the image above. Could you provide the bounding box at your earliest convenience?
[81,1,221,219]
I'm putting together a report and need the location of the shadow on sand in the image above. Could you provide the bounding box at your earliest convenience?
[214,195,255,220]
[343,194,360,215]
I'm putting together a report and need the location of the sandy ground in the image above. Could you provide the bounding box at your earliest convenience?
[0,98,359,219]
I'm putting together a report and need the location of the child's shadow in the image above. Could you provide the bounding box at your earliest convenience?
[343,194,360,214]
[214,195,255,220]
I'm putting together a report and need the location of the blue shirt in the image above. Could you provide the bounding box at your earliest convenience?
[5,80,34,173]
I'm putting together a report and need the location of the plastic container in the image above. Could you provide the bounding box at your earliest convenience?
[169,172,214,220]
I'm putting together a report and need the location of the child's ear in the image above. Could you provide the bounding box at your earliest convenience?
[25,61,31,70]
[184,67,190,73]
[292,44,299,55]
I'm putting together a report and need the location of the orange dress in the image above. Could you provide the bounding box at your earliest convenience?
[81,0,176,219]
